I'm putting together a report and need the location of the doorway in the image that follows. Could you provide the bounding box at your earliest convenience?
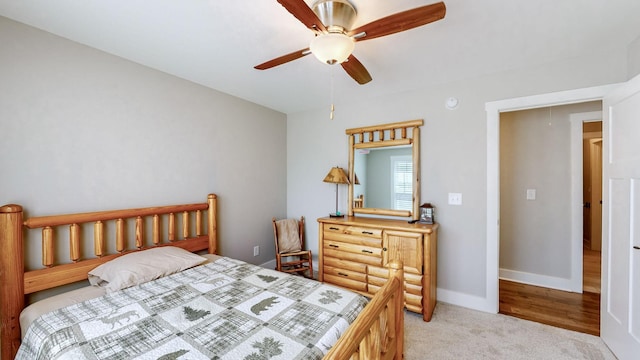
[485,81,639,358]
[484,84,617,315]
[497,106,602,335]
[582,121,602,295]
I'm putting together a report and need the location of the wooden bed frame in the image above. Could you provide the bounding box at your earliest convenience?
[0,194,404,360]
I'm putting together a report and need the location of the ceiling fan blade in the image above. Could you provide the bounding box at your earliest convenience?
[277,0,327,33]
[348,2,446,41]
[341,55,372,85]
[254,48,311,70]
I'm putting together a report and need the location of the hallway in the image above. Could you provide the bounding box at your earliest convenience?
[498,246,601,336]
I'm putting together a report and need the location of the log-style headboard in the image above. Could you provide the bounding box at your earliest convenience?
[0,194,218,359]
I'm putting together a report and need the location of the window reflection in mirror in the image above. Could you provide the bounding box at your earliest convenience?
[354,146,412,210]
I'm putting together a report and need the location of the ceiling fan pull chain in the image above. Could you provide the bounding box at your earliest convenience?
[330,66,335,120]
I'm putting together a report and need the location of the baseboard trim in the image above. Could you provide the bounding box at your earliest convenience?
[260,259,277,270]
[436,288,497,314]
[499,268,579,293]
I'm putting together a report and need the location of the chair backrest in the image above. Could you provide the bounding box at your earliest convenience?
[354,194,364,208]
[272,216,305,254]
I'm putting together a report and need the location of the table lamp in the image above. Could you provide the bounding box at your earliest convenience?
[323,166,350,218]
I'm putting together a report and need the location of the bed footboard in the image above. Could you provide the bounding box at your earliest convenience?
[325,262,404,360]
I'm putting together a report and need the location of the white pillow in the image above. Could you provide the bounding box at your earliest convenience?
[88,247,207,293]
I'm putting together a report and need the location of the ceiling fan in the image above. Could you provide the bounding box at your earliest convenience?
[254,0,446,85]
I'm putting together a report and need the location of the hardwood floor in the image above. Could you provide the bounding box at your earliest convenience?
[583,246,601,294]
[499,246,601,336]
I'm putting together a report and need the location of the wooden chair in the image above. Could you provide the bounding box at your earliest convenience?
[272,216,313,279]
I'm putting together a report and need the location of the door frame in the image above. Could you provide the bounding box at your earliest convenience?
[484,84,619,313]
[570,112,602,292]
[589,138,603,251]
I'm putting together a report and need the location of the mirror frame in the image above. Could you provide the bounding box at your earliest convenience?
[346,119,423,218]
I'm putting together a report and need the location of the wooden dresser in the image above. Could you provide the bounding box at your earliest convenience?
[318,216,438,321]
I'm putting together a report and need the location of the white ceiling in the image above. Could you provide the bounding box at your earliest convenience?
[1,0,639,114]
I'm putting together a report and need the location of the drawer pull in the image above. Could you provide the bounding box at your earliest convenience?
[361,249,373,254]
[329,244,339,248]
[337,272,349,277]
[383,247,387,251]
[362,231,374,235]
[329,227,340,230]
[634,246,640,250]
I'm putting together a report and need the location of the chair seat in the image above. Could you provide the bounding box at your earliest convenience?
[279,250,311,256]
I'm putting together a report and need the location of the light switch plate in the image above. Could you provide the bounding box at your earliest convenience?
[448,193,462,205]
[526,189,536,200]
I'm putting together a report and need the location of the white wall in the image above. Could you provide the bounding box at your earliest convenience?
[499,102,600,286]
[287,47,629,310]
[628,34,640,79]
[0,16,287,268]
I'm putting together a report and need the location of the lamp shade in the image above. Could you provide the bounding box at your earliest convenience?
[310,33,355,65]
[323,167,350,184]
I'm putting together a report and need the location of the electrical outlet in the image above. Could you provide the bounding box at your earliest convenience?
[253,246,259,257]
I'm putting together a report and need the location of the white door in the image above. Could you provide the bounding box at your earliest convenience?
[601,73,640,359]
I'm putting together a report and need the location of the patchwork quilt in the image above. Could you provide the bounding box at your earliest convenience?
[17,257,369,360]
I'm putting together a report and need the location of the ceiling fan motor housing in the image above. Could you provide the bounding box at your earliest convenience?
[312,0,357,33]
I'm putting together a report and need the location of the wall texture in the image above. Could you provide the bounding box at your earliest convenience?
[0,16,287,270]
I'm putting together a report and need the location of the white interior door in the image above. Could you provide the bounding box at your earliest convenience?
[601,73,640,360]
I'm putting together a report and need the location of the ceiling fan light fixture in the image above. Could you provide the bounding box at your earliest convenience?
[310,32,355,65]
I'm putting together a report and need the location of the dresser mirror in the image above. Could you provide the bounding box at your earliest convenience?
[346,119,423,218]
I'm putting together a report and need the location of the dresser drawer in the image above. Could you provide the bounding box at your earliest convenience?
[405,293,423,313]
[324,257,367,273]
[405,282,422,296]
[324,247,382,267]
[324,240,382,257]
[323,224,383,247]
[367,282,423,313]
[368,266,423,286]
[367,271,421,300]
[324,273,367,293]
[323,265,367,283]
[367,283,382,297]
[324,224,382,238]
[367,273,387,289]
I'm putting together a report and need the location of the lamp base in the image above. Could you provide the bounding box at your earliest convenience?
[329,213,345,218]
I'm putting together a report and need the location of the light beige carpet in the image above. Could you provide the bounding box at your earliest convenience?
[405,303,617,359]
